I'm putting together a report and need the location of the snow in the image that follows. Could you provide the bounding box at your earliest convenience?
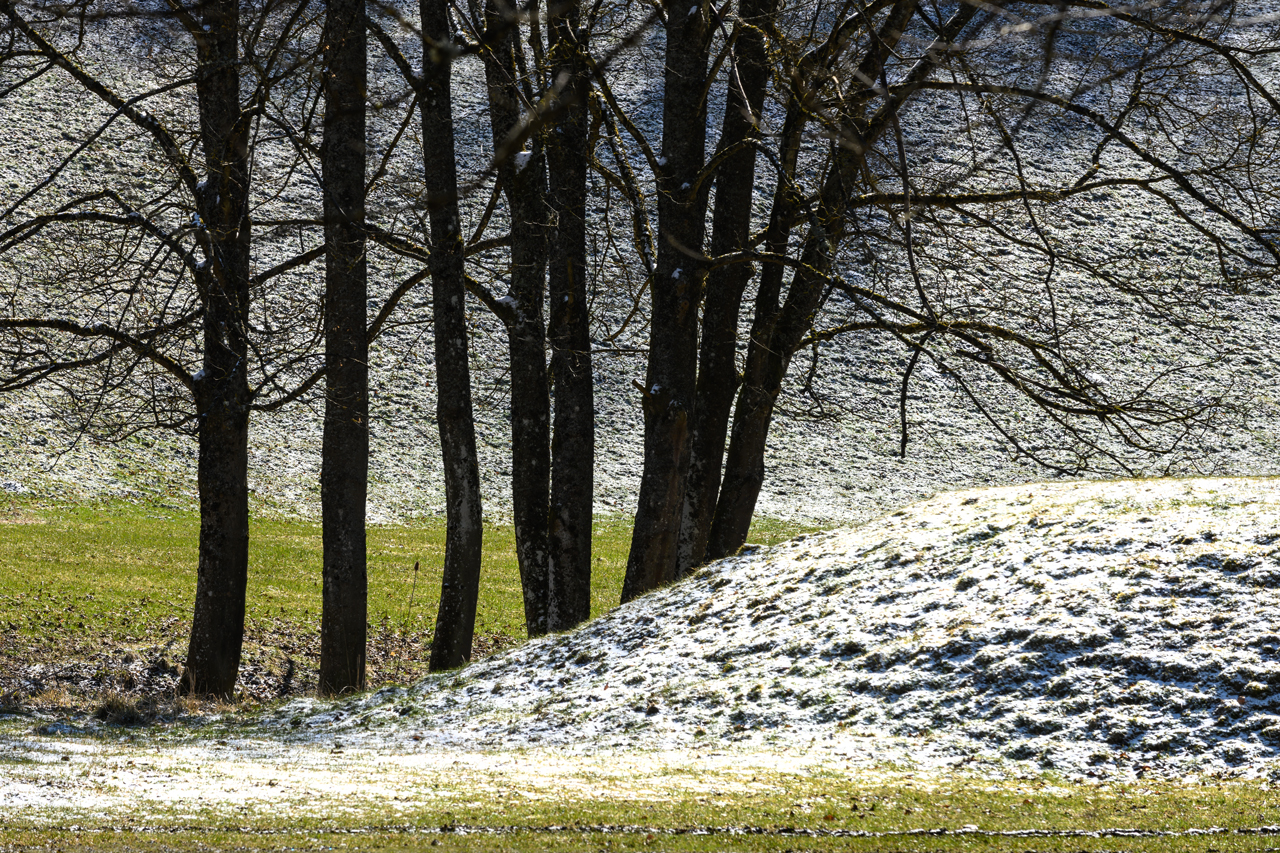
[261,477,1280,785]
[513,151,532,173]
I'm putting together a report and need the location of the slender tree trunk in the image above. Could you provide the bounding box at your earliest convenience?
[707,0,924,560]
[705,271,826,559]
[507,276,553,636]
[676,0,776,575]
[701,150,797,562]
[421,0,484,671]
[545,4,594,629]
[180,0,253,699]
[621,0,709,602]
[481,0,553,637]
[708,157,852,559]
[319,0,368,696]
[181,380,249,698]
[701,64,819,566]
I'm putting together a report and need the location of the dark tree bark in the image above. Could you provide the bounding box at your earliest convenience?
[318,0,369,696]
[179,0,255,698]
[706,260,830,561]
[621,0,710,602]
[421,0,484,670]
[183,376,250,698]
[675,0,777,575]
[545,1,594,629]
[707,0,923,560]
[702,100,807,562]
[480,0,553,637]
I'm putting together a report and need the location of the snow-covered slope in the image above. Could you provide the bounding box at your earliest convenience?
[3,8,1280,527]
[276,477,1280,783]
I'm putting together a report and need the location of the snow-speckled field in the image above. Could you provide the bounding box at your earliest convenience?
[276,477,1280,783]
[5,476,1280,822]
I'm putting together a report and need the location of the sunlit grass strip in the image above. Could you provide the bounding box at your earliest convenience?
[0,829,1278,853]
[5,777,1280,852]
[0,497,820,652]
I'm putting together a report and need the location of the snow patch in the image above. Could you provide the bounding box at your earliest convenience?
[269,477,1280,785]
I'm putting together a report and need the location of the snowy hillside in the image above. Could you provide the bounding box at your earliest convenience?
[277,477,1280,783]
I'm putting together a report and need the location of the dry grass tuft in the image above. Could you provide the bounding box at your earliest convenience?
[94,691,147,726]
[31,685,74,708]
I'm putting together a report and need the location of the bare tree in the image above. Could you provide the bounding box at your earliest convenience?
[416,0,486,670]
[319,0,370,695]
[618,0,712,602]
[472,0,559,635]
[368,0,644,642]
[543,0,595,629]
[0,0,328,696]
[610,0,1280,596]
[676,0,777,576]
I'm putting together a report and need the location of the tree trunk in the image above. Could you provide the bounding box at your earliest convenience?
[707,0,924,560]
[545,3,594,629]
[481,0,553,637]
[319,0,369,696]
[621,0,709,602]
[705,275,828,559]
[707,155,853,563]
[508,288,553,636]
[676,0,776,575]
[701,170,797,561]
[181,381,249,698]
[421,0,484,671]
[179,0,254,699]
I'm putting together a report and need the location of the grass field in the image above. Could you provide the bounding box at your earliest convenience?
[2,831,1278,852]
[4,763,1280,852]
[0,495,817,697]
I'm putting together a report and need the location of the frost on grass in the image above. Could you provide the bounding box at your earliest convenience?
[273,477,1280,782]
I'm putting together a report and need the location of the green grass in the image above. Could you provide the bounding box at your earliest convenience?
[4,775,1280,851]
[0,833,1275,853]
[0,496,819,660]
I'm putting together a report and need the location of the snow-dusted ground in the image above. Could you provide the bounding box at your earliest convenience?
[6,476,1280,821]
[3,3,1280,527]
[267,477,1280,784]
